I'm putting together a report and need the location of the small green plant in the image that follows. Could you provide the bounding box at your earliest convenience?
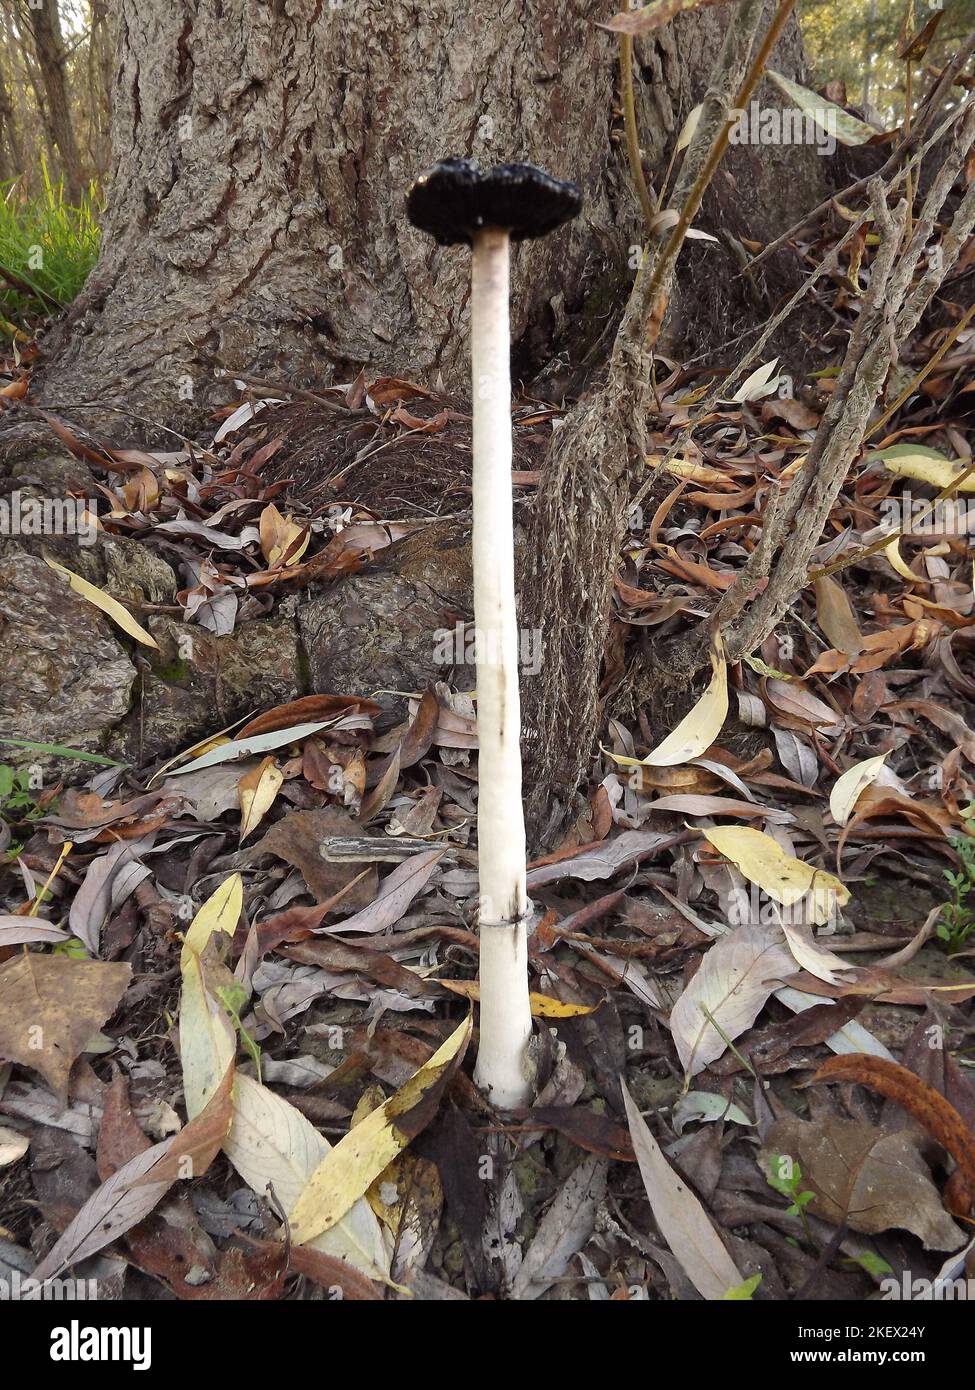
[0,157,100,321]
[52,937,89,960]
[722,1273,763,1299]
[0,763,48,860]
[937,834,975,953]
[841,1249,892,1278]
[0,763,45,820]
[217,980,262,1083]
[765,1153,815,1243]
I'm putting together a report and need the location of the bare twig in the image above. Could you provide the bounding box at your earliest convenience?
[618,0,794,357]
[630,92,975,519]
[810,303,975,581]
[619,34,657,235]
[744,27,975,274]
[713,180,906,647]
[721,102,975,656]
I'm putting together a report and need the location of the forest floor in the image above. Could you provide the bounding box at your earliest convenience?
[1,234,975,1302]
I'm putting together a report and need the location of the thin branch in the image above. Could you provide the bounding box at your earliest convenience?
[744,26,975,275]
[724,186,908,656]
[630,93,975,524]
[619,34,657,234]
[720,109,975,656]
[622,0,795,356]
[713,179,905,642]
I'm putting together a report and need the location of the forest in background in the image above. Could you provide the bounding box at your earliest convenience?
[0,0,110,197]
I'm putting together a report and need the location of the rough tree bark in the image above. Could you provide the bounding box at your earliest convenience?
[85,0,114,180]
[521,0,772,844]
[36,0,828,435]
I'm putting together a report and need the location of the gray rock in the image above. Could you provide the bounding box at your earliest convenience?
[0,550,137,780]
[0,436,478,778]
[298,522,473,709]
[106,615,304,765]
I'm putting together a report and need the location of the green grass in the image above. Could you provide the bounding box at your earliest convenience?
[0,157,100,322]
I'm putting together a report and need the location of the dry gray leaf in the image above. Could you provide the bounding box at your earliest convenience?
[622,1081,743,1299]
[160,762,253,821]
[321,849,444,934]
[68,841,146,954]
[527,831,671,888]
[0,920,68,948]
[509,1152,608,1300]
[669,924,793,1077]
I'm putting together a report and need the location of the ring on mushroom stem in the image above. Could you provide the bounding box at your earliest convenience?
[406,158,582,1109]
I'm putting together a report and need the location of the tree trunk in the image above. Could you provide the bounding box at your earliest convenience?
[37,0,828,436]
[26,1,86,201]
[85,0,114,179]
[0,50,23,177]
[0,52,14,179]
[9,10,60,183]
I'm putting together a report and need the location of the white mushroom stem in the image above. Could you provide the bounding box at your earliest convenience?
[469,226,533,1110]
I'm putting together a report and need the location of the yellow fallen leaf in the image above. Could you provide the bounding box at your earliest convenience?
[676,103,701,153]
[182,873,242,959]
[238,756,283,842]
[610,642,727,768]
[175,893,392,1283]
[224,1073,393,1284]
[829,754,889,827]
[885,535,918,582]
[289,1015,472,1245]
[259,503,310,568]
[869,444,975,493]
[656,458,727,485]
[179,876,241,1118]
[435,979,595,1017]
[44,556,159,649]
[121,467,161,512]
[703,825,850,926]
[814,575,863,657]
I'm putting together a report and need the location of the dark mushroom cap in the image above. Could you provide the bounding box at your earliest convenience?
[406,158,582,247]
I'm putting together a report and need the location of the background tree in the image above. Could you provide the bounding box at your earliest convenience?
[801,0,975,118]
[0,2,111,192]
[0,45,22,180]
[8,0,85,198]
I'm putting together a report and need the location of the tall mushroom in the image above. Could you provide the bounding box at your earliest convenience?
[406,159,582,1107]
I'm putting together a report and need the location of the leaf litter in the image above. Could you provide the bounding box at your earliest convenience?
[3,218,975,1304]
